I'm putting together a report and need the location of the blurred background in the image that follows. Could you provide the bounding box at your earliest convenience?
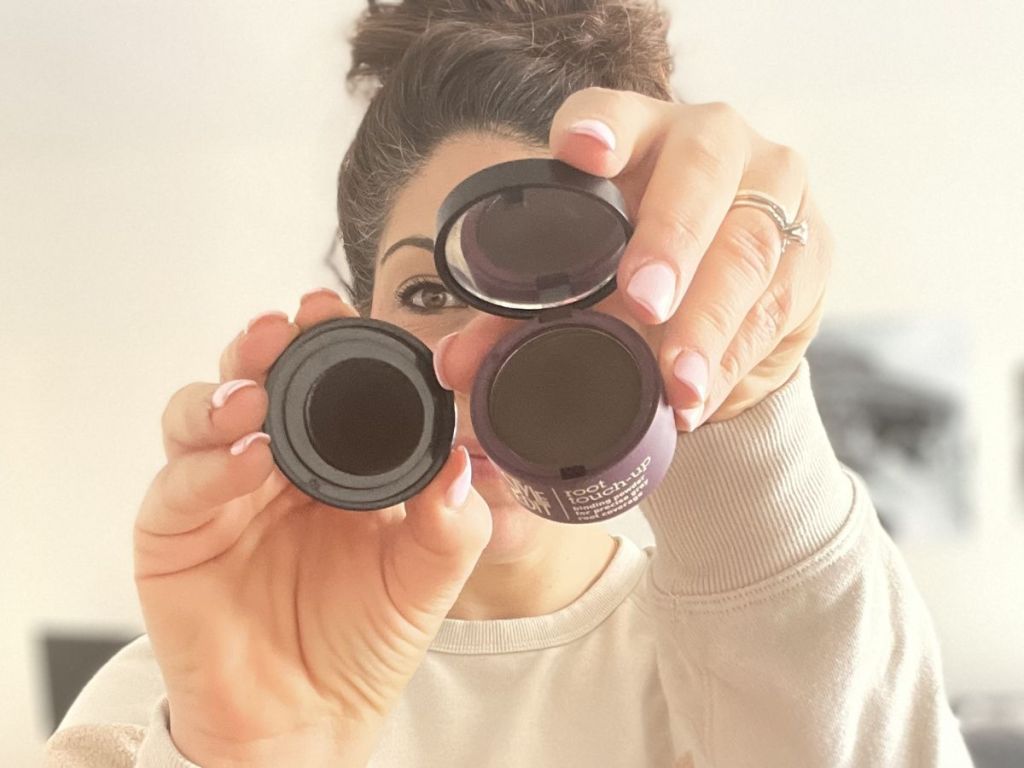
[3,0,1023,764]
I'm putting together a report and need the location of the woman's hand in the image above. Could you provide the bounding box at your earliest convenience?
[435,88,834,432]
[134,290,492,767]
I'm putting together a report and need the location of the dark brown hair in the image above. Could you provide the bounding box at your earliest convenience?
[336,0,678,316]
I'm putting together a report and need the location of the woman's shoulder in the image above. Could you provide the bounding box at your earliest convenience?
[57,633,165,732]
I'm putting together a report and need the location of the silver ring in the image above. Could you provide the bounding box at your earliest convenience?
[729,189,808,251]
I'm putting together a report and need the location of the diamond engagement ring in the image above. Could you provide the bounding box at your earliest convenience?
[729,189,809,252]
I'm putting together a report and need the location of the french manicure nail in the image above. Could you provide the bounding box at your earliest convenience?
[230,431,271,456]
[433,331,458,391]
[245,310,289,334]
[444,446,473,508]
[672,350,709,403]
[212,379,258,409]
[675,405,704,433]
[626,261,677,323]
[567,119,617,151]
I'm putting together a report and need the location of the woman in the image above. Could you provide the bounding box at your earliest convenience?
[45,0,974,765]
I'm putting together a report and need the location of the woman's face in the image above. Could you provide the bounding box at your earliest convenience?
[369,132,556,561]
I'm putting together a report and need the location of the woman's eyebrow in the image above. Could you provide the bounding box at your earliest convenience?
[381,235,434,267]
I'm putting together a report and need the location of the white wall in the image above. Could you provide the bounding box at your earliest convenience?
[3,0,1022,763]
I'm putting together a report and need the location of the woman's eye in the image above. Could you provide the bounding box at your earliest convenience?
[395,279,466,313]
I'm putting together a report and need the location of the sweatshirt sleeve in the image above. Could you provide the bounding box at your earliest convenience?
[44,696,200,768]
[43,633,199,767]
[638,357,975,767]
[44,696,199,768]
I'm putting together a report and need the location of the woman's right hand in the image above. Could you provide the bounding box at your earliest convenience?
[134,289,492,768]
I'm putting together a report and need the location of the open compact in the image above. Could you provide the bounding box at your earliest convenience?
[262,157,676,521]
[262,317,456,510]
[435,158,677,523]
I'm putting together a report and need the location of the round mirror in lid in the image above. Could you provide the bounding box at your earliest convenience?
[434,158,633,317]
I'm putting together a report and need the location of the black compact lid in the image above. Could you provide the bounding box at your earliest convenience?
[434,158,633,319]
[262,317,456,510]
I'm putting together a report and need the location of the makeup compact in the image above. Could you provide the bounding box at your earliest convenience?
[262,157,677,522]
[261,317,456,510]
[435,158,677,523]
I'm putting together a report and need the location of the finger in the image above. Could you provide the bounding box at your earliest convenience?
[431,312,526,394]
[699,191,831,423]
[549,86,672,179]
[657,206,783,421]
[615,105,753,326]
[685,191,830,430]
[292,286,361,330]
[219,311,300,385]
[386,446,492,619]
[549,90,751,325]
[659,150,806,412]
[161,379,268,461]
[134,433,295,579]
[702,289,827,427]
[137,430,276,539]
[217,287,357,385]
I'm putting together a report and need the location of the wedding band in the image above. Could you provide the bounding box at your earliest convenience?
[730,189,809,250]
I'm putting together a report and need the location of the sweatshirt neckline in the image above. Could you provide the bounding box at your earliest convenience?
[429,534,648,654]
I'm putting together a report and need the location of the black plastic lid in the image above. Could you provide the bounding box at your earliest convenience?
[434,158,633,319]
[262,317,456,510]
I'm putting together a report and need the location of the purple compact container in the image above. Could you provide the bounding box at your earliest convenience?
[434,158,678,523]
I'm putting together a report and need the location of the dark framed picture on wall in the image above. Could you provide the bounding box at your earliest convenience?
[806,314,974,541]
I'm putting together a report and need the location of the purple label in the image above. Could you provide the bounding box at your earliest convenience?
[499,453,659,523]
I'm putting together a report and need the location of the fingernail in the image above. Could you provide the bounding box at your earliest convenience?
[300,287,340,303]
[567,119,616,151]
[433,331,458,391]
[675,405,704,433]
[245,310,289,334]
[212,379,258,409]
[230,431,271,456]
[444,446,473,508]
[672,350,709,403]
[626,261,677,323]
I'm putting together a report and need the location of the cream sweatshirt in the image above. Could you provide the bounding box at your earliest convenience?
[43,358,975,767]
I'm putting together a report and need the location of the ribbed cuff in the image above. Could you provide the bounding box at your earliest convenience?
[136,697,200,768]
[640,357,855,596]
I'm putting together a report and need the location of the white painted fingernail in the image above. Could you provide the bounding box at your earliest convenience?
[626,261,677,323]
[433,331,458,391]
[444,446,473,509]
[212,379,258,410]
[567,119,616,151]
[230,431,271,456]
[672,351,709,402]
[675,404,704,433]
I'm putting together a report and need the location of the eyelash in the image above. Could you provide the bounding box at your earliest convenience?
[394,277,467,314]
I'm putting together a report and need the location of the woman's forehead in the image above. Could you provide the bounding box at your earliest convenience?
[381,135,551,251]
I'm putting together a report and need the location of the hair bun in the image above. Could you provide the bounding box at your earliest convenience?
[347,0,673,95]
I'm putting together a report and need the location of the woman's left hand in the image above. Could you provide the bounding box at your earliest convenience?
[436,87,834,433]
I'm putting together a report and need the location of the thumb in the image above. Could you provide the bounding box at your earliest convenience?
[432,313,524,395]
[388,446,493,612]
